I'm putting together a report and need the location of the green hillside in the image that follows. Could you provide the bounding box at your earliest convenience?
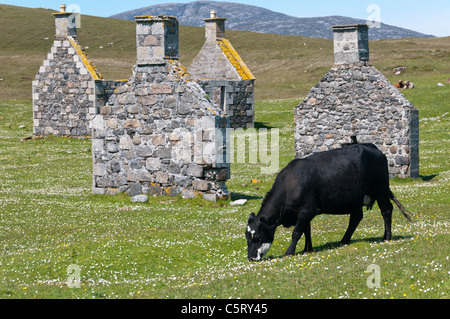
[0,4,449,101]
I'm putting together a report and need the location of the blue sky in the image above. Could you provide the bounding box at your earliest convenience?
[3,0,449,36]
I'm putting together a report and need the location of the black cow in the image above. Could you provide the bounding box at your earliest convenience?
[245,143,412,261]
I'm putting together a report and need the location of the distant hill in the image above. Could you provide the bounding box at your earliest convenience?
[110,1,435,40]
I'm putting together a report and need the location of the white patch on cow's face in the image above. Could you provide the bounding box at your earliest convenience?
[256,243,272,260]
[363,195,371,206]
[247,226,256,238]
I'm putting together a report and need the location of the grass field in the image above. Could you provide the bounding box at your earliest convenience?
[0,94,448,299]
[0,5,449,299]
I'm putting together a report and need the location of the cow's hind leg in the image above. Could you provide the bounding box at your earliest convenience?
[284,215,311,257]
[339,209,363,246]
[303,221,313,253]
[378,196,393,241]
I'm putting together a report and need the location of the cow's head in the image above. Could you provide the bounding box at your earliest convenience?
[245,213,276,261]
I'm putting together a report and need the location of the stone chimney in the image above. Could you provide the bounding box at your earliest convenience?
[135,15,179,65]
[203,11,227,41]
[332,24,369,64]
[53,4,77,38]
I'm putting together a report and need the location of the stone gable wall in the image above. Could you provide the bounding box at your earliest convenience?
[92,60,230,201]
[188,16,255,129]
[32,38,97,136]
[294,62,419,178]
[188,42,241,81]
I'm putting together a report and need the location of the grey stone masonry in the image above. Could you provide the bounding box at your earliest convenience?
[188,11,255,129]
[295,25,419,178]
[92,15,231,201]
[199,79,254,129]
[33,7,102,137]
[135,15,179,65]
[333,24,369,64]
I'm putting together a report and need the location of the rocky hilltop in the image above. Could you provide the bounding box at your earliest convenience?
[110,1,435,40]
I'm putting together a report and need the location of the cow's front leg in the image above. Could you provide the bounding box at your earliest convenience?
[340,209,363,245]
[284,216,310,257]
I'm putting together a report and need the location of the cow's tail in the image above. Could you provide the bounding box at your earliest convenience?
[389,189,412,222]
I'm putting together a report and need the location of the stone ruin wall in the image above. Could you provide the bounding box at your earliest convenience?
[199,79,254,129]
[295,62,419,178]
[32,11,231,201]
[187,12,255,129]
[295,25,419,179]
[32,37,98,137]
[91,16,230,201]
[92,62,230,200]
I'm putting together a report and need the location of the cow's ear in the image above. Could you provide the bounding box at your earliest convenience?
[248,213,257,223]
[259,216,268,225]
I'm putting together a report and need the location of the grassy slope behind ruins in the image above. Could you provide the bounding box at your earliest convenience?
[1,4,449,101]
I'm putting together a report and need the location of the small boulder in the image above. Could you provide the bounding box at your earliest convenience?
[131,194,149,203]
[230,199,248,206]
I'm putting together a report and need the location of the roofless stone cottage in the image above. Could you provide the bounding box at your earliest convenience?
[294,25,419,178]
[33,6,230,200]
[91,15,231,201]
